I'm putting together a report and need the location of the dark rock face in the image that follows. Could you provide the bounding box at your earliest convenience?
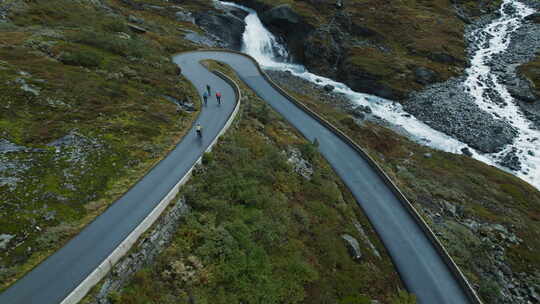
[415,67,440,85]
[525,12,540,23]
[499,147,521,171]
[338,63,402,100]
[194,12,246,50]
[491,15,540,129]
[304,27,344,76]
[260,4,315,63]
[461,147,473,157]
[261,4,300,24]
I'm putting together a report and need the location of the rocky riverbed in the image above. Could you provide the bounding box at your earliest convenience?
[404,0,539,172]
[494,0,540,127]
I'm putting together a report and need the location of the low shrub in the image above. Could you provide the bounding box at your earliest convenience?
[60,50,102,68]
[69,30,153,59]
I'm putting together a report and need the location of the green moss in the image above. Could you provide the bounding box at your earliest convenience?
[518,55,540,99]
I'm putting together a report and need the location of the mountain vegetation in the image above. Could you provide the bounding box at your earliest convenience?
[83,60,412,304]
[0,0,213,290]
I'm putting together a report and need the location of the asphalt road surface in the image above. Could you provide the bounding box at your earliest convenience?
[0,51,472,304]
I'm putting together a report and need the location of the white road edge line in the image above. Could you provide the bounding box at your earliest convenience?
[60,69,242,304]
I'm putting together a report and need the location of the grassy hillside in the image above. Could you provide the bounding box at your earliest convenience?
[519,55,540,98]
[268,71,540,303]
[88,61,414,304]
[0,0,215,290]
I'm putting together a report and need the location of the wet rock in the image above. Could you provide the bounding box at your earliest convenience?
[498,148,521,171]
[414,67,439,85]
[358,105,372,114]
[338,63,402,100]
[324,84,334,92]
[341,234,362,260]
[304,27,344,76]
[351,108,365,119]
[194,12,246,50]
[405,78,517,153]
[461,147,473,157]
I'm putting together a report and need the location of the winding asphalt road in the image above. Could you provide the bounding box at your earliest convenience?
[1,51,473,304]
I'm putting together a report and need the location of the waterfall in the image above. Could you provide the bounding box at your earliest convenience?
[217,0,539,189]
[217,1,289,66]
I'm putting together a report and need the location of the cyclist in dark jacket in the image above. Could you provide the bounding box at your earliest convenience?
[203,91,209,106]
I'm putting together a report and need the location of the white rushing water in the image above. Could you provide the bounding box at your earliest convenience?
[218,1,539,189]
[464,0,539,186]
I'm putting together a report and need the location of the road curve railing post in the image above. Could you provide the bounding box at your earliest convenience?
[192,48,484,304]
[58,66,242,304]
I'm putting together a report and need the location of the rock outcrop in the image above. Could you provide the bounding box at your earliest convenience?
[86,197,190,304]
[341,234,362,261]
[194,12,246,50]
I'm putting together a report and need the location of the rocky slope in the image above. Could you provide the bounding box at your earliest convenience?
[266,66,540,304]
[226,0,503,100]
[403,0,540,154]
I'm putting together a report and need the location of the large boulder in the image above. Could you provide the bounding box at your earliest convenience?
[194,13,246,50]
[341,234,362,261]
[338,62,403,100]
[260,4,314,62]
[414,67,439,85]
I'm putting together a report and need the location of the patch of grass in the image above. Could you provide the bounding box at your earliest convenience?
[60,49,103,67]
